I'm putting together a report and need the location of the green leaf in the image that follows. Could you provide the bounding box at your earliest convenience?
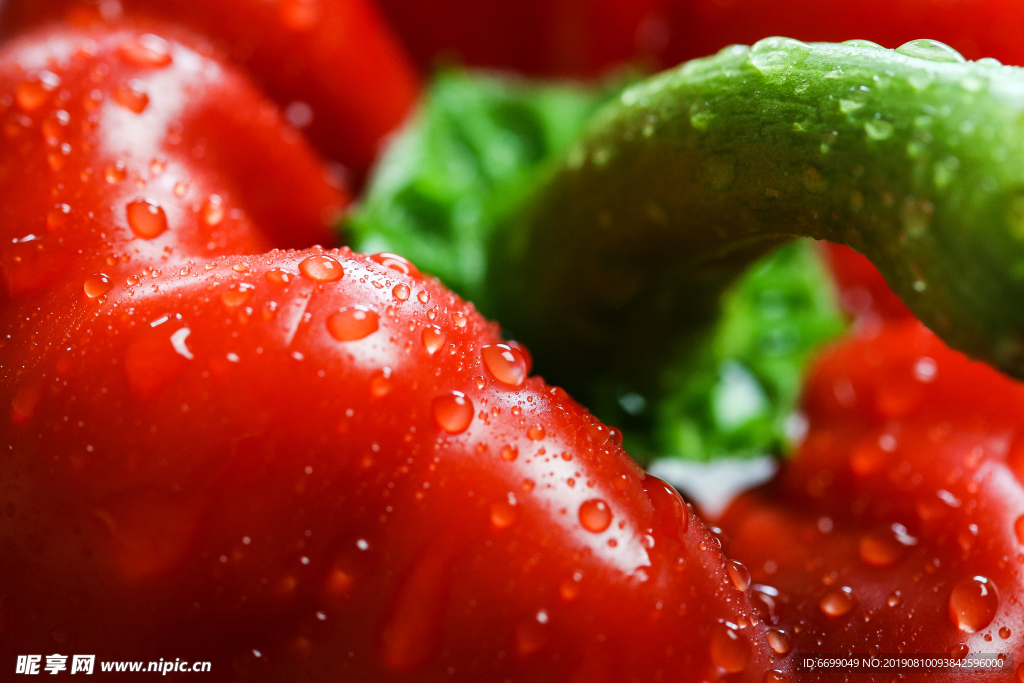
[653,239,847,462]
[345,70,616,306]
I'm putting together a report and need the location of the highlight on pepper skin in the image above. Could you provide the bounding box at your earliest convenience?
[0,0,421,178]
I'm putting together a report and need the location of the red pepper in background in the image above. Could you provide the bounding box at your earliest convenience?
[3,2,1024,681]
[720,318,1024,680]
[374,0,670,78]
[377,0,1024,77]
[1,0,421,179]
[0,25,784,681]
[664,0,1024,65]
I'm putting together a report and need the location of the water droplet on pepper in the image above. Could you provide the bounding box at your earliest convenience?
[327,306,378,341]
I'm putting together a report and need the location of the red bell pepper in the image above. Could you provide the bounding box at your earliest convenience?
[4,5,1024,682]
[379,0,1024,79]
[722,315,1024,680]
[1,0,421,177]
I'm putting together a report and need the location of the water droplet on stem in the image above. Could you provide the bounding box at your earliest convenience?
[896,39,965,63]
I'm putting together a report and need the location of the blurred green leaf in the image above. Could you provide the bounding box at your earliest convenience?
[653,239,847,461]
[345,70,616,307]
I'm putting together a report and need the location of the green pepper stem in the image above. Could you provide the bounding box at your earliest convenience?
[490,38,1024,408]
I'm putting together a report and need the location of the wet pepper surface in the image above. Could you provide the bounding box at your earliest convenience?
[0,0,420,177]
[722,317,1024,680]
[1,10,1024,683]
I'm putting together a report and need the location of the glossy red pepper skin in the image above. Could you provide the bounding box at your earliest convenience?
[6,15,1022,683]
[4,248,781,679]
[0,24,345,306]
[0,26,778,681]
[1,0,420,176]
[720,318,1024,680]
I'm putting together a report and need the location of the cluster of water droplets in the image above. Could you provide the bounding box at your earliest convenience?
[0,32,245,306]
[761,337,1024,659]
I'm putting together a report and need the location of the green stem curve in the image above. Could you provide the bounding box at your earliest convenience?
[490,38,1024,410]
